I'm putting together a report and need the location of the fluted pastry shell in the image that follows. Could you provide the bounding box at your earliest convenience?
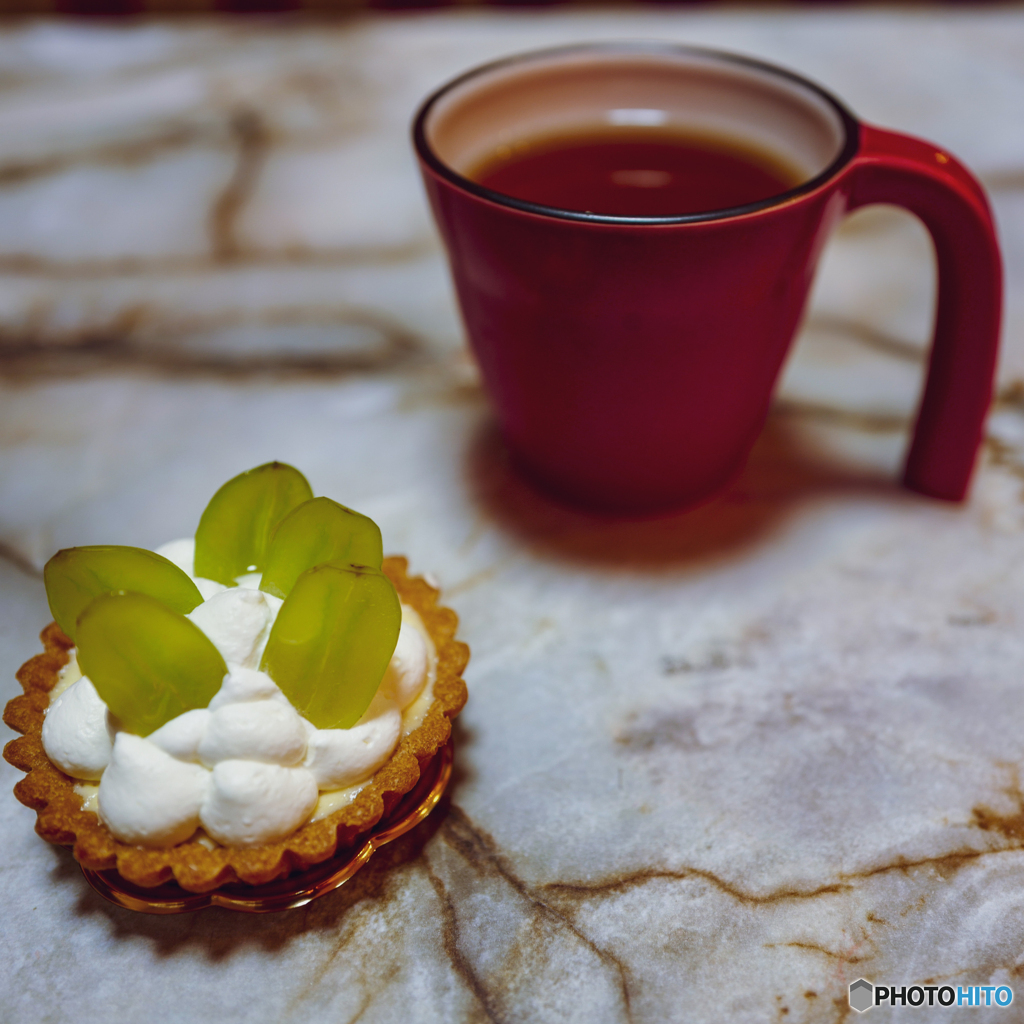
[3,557,468,893]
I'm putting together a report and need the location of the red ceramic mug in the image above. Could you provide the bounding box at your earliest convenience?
[413,44,1002,514]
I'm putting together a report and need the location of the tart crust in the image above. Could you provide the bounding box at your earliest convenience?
[3,557,468,893]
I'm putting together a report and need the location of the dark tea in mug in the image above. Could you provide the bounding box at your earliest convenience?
[470,127,802,217]
[415,45,1001,511]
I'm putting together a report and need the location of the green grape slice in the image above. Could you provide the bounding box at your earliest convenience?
[44,545,204,644]
[259,498,384,599]
[194,462,313,585]
[261,563,400,730]
[77,592,227,737]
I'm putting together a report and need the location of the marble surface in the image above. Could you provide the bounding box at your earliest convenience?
[3,7,1024,1022]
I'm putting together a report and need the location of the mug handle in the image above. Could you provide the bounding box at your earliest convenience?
[843,124,1003,501]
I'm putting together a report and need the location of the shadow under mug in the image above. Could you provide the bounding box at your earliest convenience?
[413,44,1002,515]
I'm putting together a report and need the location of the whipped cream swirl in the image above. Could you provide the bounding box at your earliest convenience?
[41,539,433,848]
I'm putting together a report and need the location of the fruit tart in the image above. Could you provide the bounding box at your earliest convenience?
[3,463,468,894]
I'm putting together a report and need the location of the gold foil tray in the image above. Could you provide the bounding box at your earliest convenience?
[81,739,453,914]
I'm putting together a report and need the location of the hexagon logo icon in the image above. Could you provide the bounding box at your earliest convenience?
[849,979,873,1013]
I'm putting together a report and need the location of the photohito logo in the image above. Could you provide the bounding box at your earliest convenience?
[849,979,1014,1012]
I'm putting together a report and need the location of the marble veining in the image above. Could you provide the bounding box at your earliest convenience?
[2,8,1024,1023]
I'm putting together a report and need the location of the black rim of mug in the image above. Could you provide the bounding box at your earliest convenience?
[412,42,862,226]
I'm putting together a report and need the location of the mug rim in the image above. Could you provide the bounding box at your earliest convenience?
[412,42,862,226]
